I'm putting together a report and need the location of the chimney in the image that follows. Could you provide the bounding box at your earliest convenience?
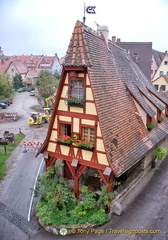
[97,26,109,45]
[117,38,121,43]
[112,36,116,43]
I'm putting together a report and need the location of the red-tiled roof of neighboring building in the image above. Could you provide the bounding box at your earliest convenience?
[0,54,60,74]
[39,56,56,69]
[11,61,28,74]
[10,55,43,68]
[28,69,40,78]
[0,60,11,74]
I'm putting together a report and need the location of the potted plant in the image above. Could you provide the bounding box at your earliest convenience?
[67,96,84,108]
[55,136,72,146]
[147,123,155,131]
[157,117,164,123]
[76,139,94,151]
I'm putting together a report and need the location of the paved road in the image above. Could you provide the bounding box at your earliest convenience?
[0,92,48,240]
[1,93,168,240]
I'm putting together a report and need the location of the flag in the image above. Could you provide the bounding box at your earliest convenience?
[86,6,96,14]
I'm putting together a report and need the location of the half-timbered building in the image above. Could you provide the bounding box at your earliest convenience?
[38,21,168,201]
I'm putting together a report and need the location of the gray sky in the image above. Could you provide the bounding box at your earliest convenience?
[0,0,168,58]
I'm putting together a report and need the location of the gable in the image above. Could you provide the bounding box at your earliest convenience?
[153,53,168,80]
[45,69,109,168]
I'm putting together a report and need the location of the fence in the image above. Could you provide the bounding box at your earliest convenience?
[23,141,43,152]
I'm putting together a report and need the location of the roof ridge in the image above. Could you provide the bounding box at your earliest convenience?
[63,21,93,66]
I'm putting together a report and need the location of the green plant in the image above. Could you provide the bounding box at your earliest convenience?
[97,184,117,208]
[35,167,113,226]
[157,118,164,123]
[154,146,167,160]
[147,123,155,130]
[68,96,83,104]
[0,133,25,179]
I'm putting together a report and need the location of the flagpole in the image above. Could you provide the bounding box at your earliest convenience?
[83,2,86,24]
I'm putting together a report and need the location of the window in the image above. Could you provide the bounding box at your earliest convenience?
[160,85,166,91]
[66,72,85,108]
[82,127,95,143]
[154,84,159,90]
[159,71,164,76]
[71,79,84,99]
[164,61,168,65]
[167,72,168,76]
[60,123,71,136]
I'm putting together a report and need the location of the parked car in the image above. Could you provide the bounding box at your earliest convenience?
[27,87,35,92]
[0,100,10,106]
[30,91,35,96]
[0,103,7,109]
[18,88,26,92]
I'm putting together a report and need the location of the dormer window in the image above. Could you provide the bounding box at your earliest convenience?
[65,72,85,108]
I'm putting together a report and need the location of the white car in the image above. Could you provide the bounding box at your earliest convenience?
[30,91,35,96]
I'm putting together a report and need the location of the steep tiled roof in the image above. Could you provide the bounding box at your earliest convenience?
[0,60,10,74]
[63,21,92,66]
[58,21,168,176]
[152,49,165,67]
[12,61,28,74]
[116,42,152,80]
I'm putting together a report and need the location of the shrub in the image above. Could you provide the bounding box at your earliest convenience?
[147,123,155,130]
[35,165,113,226]
[157,118,164,123]
[154,146,167,160]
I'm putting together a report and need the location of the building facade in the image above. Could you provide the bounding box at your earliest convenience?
[38,21,168,203]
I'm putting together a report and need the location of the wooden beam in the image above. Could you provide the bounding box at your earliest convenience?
[74,177,79,199]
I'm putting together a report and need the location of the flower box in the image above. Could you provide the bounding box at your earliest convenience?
[67,97,84,108]
[57,141,70,146]
[79,146,94,151]
[55,136,72,145]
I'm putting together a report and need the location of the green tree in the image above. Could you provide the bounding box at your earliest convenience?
[13,73,23,89]
[36,70,59,98]
[53,71,61,81]
[0,74,12,99]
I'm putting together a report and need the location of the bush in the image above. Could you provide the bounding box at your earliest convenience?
[147,123,155,130]
[157,118,164,123]
[154,146,167,160]
[0,133,25,179]
[35,165,114,226]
